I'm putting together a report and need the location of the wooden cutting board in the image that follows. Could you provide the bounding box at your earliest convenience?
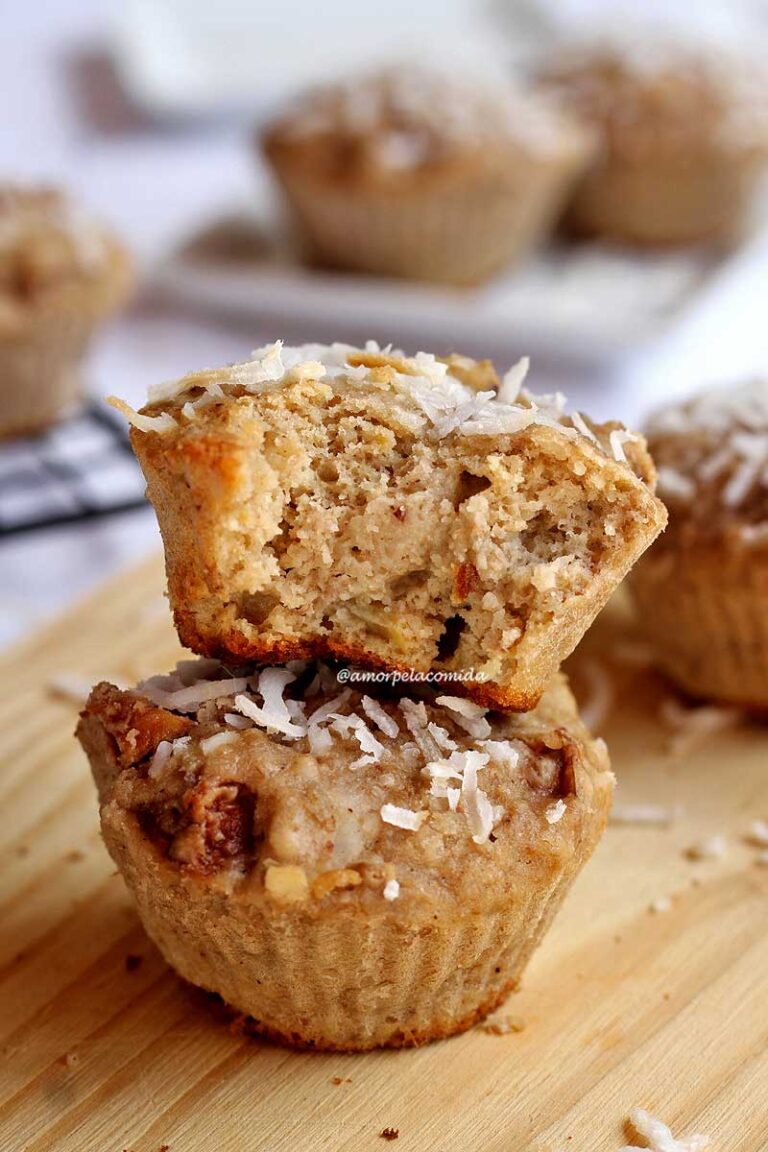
[1,555,767,1152]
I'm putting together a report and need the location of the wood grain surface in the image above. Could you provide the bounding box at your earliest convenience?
[0,556,766,1152]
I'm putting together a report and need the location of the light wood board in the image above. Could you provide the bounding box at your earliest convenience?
[0,555,767,1152]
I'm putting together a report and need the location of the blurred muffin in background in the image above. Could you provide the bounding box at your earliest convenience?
[630,380,768,709]
[261,68,594,285]
[0,185,132,438]
[540,45,768,247]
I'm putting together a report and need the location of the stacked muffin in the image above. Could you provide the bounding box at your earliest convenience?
[78,341,666,1049]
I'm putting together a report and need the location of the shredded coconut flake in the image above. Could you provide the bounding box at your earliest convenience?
[361,695,399,738]
[496,356,530,404]
[200,731,239,754]
[620,1107,710,1152]
[383,878,400,901]
[232,669,306,739]
[107,396,177,434]
[610,803,679,827]
[435,695,491,739]
[380,804,428,831]
[148,740,173,780]
[139,673,251,712]
[545,799,567,824]
[610,428,639,463]
[686,834,727,861]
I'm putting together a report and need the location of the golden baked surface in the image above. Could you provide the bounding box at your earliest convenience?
[115,342,666,710]
[77,660,613,1048]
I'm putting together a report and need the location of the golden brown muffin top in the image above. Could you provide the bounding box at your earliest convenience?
[262,67,593,183]
[80,659,612,911]
[645,379,768,546]
[0,184,131,331]
[540,43,768,162]
[112,339,657,486]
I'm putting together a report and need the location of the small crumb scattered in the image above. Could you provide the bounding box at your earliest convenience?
[745,819,768,848]
[649,896,672,914]
[686,834,727,862]
[159,1145,170,1152]
[125,954,143,973]
[482,1014,526,1035]
[380,1129,399,1142]
[331,1076,352,1086]
[60,1052,79,1068]
[660,696,743,758]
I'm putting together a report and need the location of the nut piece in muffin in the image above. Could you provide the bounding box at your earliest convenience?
[111,342,667,711]
[0,185,132,438]
[262,68,595,284]
[539,43,768,247]
[630,379,768,709]
[77,657,613,1050]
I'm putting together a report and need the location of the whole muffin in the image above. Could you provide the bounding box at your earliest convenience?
[77,658,613,1050]
[261,69,594,284]
[540,44,768,246]
[110,341,666,712]
[0,185,132,437]
[630,380,768,708]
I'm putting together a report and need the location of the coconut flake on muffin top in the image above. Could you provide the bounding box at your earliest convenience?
[109,339,646,471]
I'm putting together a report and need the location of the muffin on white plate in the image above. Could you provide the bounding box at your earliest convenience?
[77,659,613,1050]
[0,185,132,438]
[261,68,595,284]
[540,43,768,247]
[630,379,768,708]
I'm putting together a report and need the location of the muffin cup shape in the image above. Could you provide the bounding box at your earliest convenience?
[630,540,768,710]
[77,667,613,1050]
[0,310,98,438]
[0,192,133,438]
[564,150,766,247]
[264,149,591,285]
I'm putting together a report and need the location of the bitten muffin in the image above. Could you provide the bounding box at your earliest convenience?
[261,68,594,284]
[539,44,768,246]
[77,657,613,1050]
[0,185,132,437]
[111,341,667,711]
[630,380,768,708]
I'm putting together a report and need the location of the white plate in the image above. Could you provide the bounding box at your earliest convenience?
[153,211,756,364]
